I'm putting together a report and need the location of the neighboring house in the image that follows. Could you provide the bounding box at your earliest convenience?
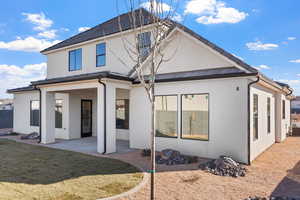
[0,99,13,110]
[7,9,293,164]
[291,96,300,128]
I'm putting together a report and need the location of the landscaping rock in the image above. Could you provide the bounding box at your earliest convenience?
[156,149,198,165]
[199,155,246,178]
[20,132,40,140]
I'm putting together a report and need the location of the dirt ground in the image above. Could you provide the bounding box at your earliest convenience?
[111,137,300,200]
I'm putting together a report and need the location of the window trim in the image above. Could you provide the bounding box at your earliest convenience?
[55,99,63,129]
[154,94,178,139]
[253,94,259,141]
[30,100,40,127]
[116,99,130,130]
[68,48,82,71]
[180,93,210,141]
[96,43,106,67]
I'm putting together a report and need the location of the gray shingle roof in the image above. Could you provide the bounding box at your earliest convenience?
[7,86,36,93]
[41,8,154,53]
[133,67,257,84]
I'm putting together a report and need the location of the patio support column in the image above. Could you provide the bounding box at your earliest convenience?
[106,83,116,153]
[41,89,55,144]
[97,84,105,153]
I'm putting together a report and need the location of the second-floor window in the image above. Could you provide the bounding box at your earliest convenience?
[138,32,151,58]
[96,43,106,67]
[69,48,82,71]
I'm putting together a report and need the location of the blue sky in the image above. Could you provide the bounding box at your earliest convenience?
[0,0,299,98]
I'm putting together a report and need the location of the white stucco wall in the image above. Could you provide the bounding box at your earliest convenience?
[130,78,249,163]
[155,31,234,74]
[13,91,40,134]
[249,85,276,161]
[46,31,139,79]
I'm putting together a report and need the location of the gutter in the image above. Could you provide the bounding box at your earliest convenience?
[247,75,260,165]
[98,79,107,154]
[34,86,42,143]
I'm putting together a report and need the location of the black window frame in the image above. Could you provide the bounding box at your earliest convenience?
[55,99,63,129]
[253,94,259,141]
[116,99,129,130]
[138,32,151,58]
[180,93,210,141]
[282,100,286,119]
[154,94,178,139]
[30,100,40,127]
[68,48,82,71]
[96,43,106,67]
[267,97,271,133]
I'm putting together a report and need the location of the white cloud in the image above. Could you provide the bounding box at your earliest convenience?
[172,13,183,22]
[289,59,300,63]
[0,63,46,98]
[254,64,271,70]
[288,37,296,41]
[22,12,53,31]
[297,74,300,77]
[185,0,248,24]
[38,29,57,39]
[277,79,300,85]
[0,36,60,52]
[246,41,278,51]
[141,1,171,13]
[78,27,91,33]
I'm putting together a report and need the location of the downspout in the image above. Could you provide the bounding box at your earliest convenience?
[34,86,42,143]
[98,79,107,154]
[247,75,260,165]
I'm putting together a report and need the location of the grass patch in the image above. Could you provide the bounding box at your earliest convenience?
[0,139,143,200]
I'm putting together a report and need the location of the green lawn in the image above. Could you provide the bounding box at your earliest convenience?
[0,139,143,200]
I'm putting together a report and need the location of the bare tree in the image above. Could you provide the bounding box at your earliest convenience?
[116,1,182,199]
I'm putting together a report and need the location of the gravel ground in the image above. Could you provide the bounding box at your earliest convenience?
[110,137,300,200]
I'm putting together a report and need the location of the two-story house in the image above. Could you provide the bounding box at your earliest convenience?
[7,8,293,164]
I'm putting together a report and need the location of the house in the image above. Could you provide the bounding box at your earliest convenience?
[0,99,13,110]
[7,9,293,164]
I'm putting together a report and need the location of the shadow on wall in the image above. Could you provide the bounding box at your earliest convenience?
[271,160,300,197]
[0,139,140,185]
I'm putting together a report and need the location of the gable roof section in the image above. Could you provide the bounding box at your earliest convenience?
[40,8,257,74]
[41,8,154,53]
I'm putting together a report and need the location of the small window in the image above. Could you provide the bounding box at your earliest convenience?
[55,100,63,129]
[69,48,82,71]
[116,99,129,129]
[267,97,271,133]
[181,94,209,141]
[96,43,106,67]
[30,100,40,127]
[138,32,151,58]
[253,94,258,140]
[155,95,178,138]
[282,100,286,119]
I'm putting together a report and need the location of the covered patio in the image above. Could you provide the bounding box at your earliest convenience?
[44,137,136,154]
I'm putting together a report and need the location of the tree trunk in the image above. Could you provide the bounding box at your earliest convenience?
[150,87,155,200]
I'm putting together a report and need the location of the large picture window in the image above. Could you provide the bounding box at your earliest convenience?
[253,94,258,140]
[55,100,63,129]
[96,43,106,67]
[155,95,177,138]
[116,99,129,129]
[69,48,82,71]
[181,94,209,141]
[267,97,271,133]
[138,32,151,58]
[30,100,40,127]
